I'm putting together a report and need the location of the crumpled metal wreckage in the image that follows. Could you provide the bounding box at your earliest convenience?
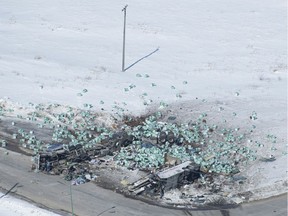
[32,143,109,184]
[128,161,200,197]
[32,128,242,197]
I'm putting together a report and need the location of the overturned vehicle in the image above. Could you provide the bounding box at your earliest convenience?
[30,112,255,207]
[33,141,202,200]
[33,143,109,176]
[128,161,200,197]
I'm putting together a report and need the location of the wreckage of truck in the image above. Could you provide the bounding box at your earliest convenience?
[33,143,109,174]
[32,141,201,196]
[128,161,200,196]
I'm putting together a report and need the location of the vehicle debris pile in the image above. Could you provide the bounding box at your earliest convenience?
[27,108,260,206]
[33,143,110,182]
[128,161,200,197]
[33,141,201,198]
[2,101,277,207]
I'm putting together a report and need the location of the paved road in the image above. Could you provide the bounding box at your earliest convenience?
[0,149,287,216]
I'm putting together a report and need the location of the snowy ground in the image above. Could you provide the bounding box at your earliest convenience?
[0,0,287,214]
[0,192,60,216]
[0,0,286,113]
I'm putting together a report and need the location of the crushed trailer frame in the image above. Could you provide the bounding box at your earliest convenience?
[33,144,110,174]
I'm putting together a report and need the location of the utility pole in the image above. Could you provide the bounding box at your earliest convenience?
[122,5,128,72]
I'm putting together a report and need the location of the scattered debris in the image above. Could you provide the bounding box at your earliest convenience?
[72,175,87,185]
[164,153,181,166]
[0,100,271,208]
[259,155,276,162]
[128,161,200,197]
[156,161,199,191]
[167,116,176,121]
[33,143,110,180]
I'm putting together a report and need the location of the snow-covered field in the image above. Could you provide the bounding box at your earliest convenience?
[0,0,286,113]
[0,0,287,214]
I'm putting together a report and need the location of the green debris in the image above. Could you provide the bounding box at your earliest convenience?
[113,112,256,174]
[83,103,93,108]
[129,84,136,89]
[250,111,257,120]
[0,99,262,176]
[1,139,7,147]
[267,134,277,143]
[116,144,192,169]
[159,101,168,109]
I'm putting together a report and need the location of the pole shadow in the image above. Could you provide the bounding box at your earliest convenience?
[124,47,159,71]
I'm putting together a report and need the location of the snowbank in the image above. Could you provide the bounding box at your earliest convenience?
[0,193,60,216]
